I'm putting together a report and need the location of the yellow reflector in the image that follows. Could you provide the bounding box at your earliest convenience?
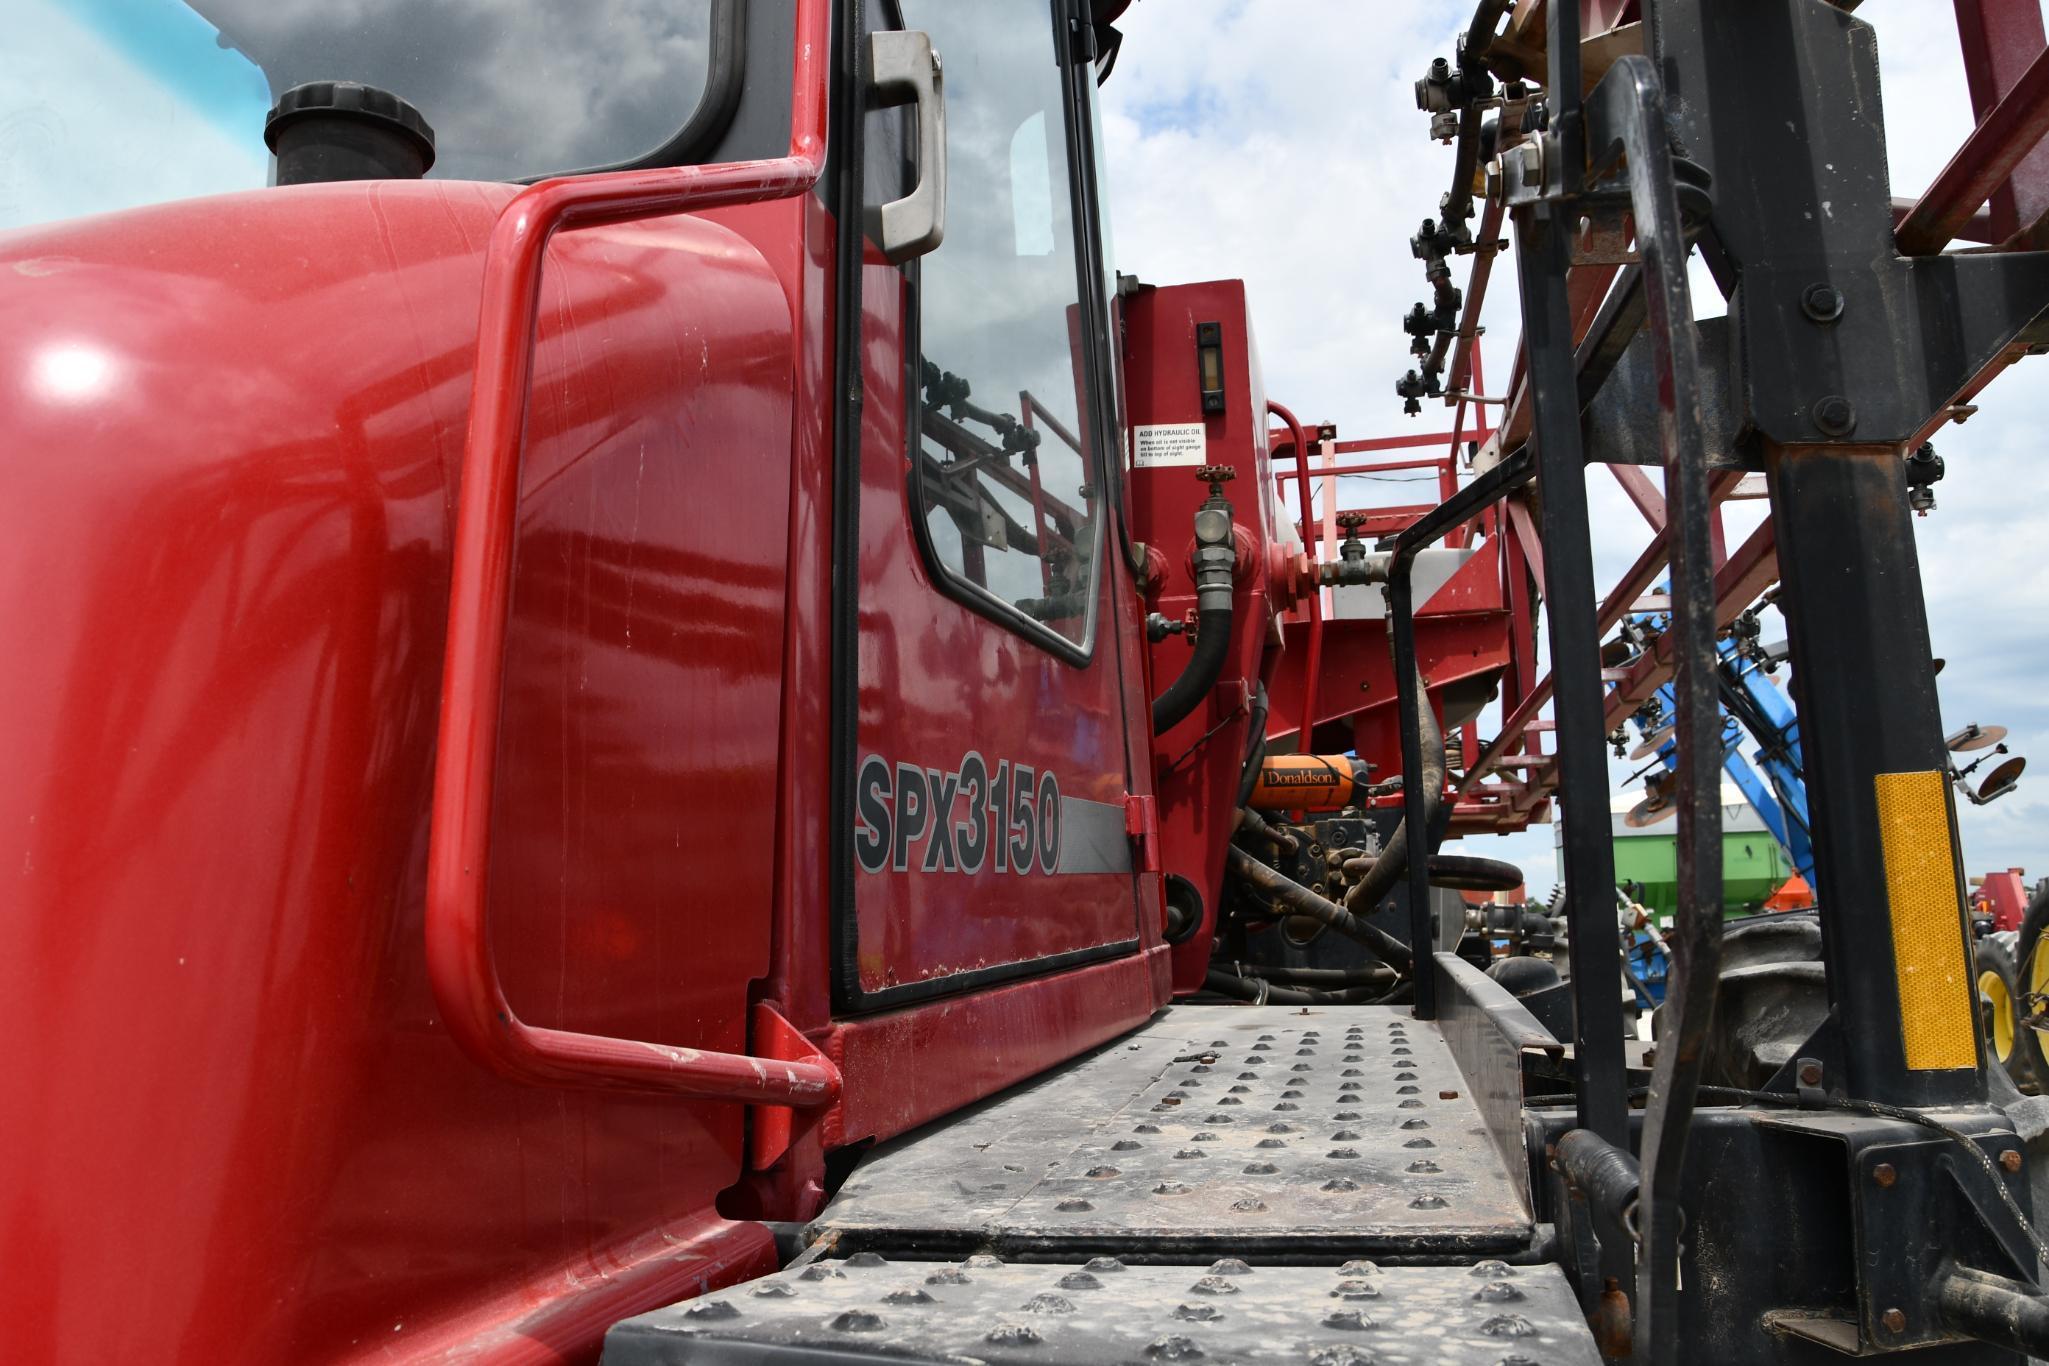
[1874,770,1975,1071]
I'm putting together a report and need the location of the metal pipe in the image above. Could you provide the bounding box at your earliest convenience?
[1937,1266,2049,1355]
[1334,457,1528,923]
[1225,844,1413,970]
[1420,0,1516,390]
[1317,555,1392,587]
[1383,445,1536,1018]
[1498,0,1638,1310]
[1582,53,1723,1363]
[1269,400,1324,756]
[1897,44,2049,254]
[424,0,841,1104]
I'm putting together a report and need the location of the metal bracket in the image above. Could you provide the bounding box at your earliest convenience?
[749,1003,840,1171]
[1752,1110,2034,1355]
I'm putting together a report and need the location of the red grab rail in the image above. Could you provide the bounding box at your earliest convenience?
[1268,400,1323,756]
[425,0,840,1104]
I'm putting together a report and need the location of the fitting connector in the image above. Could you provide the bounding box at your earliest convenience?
[1190,466,1238,614]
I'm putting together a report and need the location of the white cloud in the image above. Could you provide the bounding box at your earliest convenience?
[1104,2,2049,894]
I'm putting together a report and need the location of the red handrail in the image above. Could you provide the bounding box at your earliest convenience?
[1268,400,1322,754]
[425,0,840,1104]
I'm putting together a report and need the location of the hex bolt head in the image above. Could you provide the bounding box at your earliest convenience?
[2002,1148,2025,1174]
[1800,282,1846,323]
[1872,1162,1897,1188]
[1881,1307,1907,1335]
[1813,394,1858,436]
[1797,1061,1824,1088]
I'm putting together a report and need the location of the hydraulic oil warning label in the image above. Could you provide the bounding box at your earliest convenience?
[1132,422,1208,468]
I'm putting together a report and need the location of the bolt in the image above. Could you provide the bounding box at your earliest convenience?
[1872,1162,1897,1188]
[1813,394,1858,436]
[2002,1148,2025,1174]
[1881,1308,1906,1335]
[1800,282,1845,323]
[1797,1060,1823,1088]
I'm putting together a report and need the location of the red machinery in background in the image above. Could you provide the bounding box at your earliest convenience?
[1975,869,2033,934]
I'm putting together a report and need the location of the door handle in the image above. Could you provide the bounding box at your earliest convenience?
[868,29,947,263]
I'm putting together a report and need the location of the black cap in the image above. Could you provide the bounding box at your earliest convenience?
[265,81,437,184]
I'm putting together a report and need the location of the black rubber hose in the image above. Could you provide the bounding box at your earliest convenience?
[1342,852,1523,893]
[1236,964,1397,987]
[1342,655,1448,916]
[1233,805,1299,856]
[1202,969,1390,1006]
[1236,682,1270,807]
[1556,1128,1641,1239]
[1153,605,1233,732]
[1224,844,1412,970]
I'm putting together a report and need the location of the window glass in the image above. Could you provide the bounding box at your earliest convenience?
[902,2,1102,649]
[2,0,714,233]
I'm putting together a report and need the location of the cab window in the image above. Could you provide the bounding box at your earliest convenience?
[899,1,1107,653]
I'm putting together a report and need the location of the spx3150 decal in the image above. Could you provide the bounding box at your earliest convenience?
[855,753,1062,875]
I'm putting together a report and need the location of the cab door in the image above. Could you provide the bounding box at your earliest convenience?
[831,0,1146,1010]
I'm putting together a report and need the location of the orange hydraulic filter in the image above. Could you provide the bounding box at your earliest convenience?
[1247,755,1371,812]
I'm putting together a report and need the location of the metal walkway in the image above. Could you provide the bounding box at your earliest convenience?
[815,1005,1534,1260]
[605,1252,1599,1363]
[606,1004,1599,1363]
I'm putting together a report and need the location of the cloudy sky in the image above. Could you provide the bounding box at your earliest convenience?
[1100,2,2049,895]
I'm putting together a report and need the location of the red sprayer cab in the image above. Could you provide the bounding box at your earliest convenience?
[2,3,1528,1360]
[1,4,1166,1358]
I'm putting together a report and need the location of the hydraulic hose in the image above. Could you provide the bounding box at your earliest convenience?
[1555,1128,1641,1232]
[1236,682,1270,808]
[1152,473,1238,732]
[1153,607,1232,732]
[1233,804,1299,855]
[1342,654,1449,916]
[1342,851,1524,893]
[1225,843,1413,970]
[1236,964,1397,987]
[1202,969,1390,1006]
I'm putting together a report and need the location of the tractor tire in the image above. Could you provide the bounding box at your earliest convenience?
[1976,931,2038,1093]
[2014,881,2049,1088]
